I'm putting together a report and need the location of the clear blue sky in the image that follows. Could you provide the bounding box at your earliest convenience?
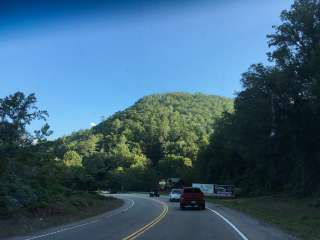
[0,0,293,138]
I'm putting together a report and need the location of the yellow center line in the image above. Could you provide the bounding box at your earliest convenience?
[122,199,169,240]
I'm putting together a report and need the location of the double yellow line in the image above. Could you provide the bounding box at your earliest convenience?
[122,200,169,240]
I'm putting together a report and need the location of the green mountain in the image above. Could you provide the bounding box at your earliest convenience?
[59,92,233,190]
[94,92,232,162]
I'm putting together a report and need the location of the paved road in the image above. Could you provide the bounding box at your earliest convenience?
[7,194,296,240]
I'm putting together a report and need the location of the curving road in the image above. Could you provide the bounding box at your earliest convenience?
[7,194,296,240]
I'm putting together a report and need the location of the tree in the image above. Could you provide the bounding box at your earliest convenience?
[0,92,50,175]
[63,150,82,167]
[197,0,320,196]
[0,92,63,215]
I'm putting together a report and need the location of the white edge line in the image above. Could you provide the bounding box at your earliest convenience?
[207,207,249,240]
[23,198,135,240]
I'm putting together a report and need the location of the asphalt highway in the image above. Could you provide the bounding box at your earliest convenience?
[7,194,296,240]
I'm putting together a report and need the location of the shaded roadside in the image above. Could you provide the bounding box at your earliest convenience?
[207,196,320,240]
[0,193,123,239]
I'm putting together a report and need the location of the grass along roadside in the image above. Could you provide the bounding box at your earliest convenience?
[0,192,123,239]
[206,196,320,240]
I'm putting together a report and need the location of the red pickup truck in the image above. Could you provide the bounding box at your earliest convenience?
[180,187,205,210]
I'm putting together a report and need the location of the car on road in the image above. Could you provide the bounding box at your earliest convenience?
[169,189,182,202]
[180,187,205,210]
[149,189,160,197]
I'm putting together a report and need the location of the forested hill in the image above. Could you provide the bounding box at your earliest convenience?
[58,93,233,190]
[94,93,233,164]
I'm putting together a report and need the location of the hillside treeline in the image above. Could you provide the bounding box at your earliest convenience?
[197,0,320,196]
[54,93,233,191]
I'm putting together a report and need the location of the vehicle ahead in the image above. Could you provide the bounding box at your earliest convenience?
[169,189,182,202]
[180,187,205,210]
[149,189,160,197]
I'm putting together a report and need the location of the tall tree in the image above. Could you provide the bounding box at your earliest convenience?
[198,0,320,196]
[0,92,50,174]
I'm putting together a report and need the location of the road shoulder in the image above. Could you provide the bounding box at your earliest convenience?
[206,200,297,240]
[3,195,126,240]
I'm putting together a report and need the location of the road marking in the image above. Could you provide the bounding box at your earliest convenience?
[22,198,135,240]
[122,199,168,240]
[206,207,248,240]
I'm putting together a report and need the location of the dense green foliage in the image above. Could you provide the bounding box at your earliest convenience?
[0,92,58,215]
[0,92,99,216]
[197,0,320,196]
[56,93,233,191]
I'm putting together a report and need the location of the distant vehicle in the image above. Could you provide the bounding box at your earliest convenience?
[180,187,205,210]
[149,189,160,197]
[169,189,182,202]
